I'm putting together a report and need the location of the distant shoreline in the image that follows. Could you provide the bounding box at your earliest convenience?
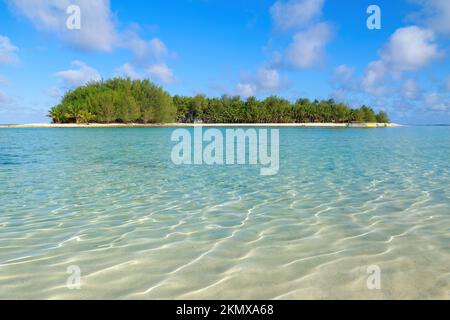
[0,122,401,128]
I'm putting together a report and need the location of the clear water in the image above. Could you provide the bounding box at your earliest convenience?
[0,127,449,299]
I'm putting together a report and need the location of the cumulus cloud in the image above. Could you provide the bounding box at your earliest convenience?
[270,0,324,31]
[117,35,174,83]
[235,0,330,96]
[236,68,283,98]
[9,1,177,89]
[283,23,332,69]
[126,33,168,63]
[116,26,174,81]
[116,63,143,80]
[8,0,178,82]
[334,64,354,83]
[425,93,450,111]
[330,88,349,101]
[236,83,257,98]
[410,0,450,35]
[380,26,442,72]
[362,60,387,96]
[235,65,285,99]
[7,0,117,52]
[146,38,168,59]
[361,26,442,96]
[331,21,447,120]
[0,35,19,64]
[7,0,175,70]
[55,60,101,87]
[402,79,421,99]
[255,68,282,91]
[330,64,358,100]
[269,0,332,70]
[115,33,174,84]
[146,63,174,84]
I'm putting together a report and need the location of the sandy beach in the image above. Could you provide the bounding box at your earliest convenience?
[0,122,401,128]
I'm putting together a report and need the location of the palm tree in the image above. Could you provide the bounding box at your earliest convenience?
[47,106,65,123]
[77,110,96,124]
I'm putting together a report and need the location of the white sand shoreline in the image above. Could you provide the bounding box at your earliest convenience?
[0,122,401,128]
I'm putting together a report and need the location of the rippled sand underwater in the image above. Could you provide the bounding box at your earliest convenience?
[0,127,449,299]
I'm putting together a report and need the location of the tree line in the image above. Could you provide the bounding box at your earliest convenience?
[48,78,175,124]
[48,78,389,124]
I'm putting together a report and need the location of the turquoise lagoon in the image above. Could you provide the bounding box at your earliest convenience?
[0,126,449,299]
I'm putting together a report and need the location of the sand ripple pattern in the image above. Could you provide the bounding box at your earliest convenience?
[0,127,449,299]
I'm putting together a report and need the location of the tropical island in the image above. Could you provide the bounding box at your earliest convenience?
[44,78,390,126]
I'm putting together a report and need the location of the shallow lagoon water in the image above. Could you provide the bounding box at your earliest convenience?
[0,126,449,299]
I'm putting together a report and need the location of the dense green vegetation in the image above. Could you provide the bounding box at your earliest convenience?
[48,78,389,124]
[48,78,175,124]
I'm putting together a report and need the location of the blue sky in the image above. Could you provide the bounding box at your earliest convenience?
[0,0,449,124]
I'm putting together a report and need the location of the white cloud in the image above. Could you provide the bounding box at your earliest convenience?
[235,68,283,98]
[330,64,358,101]
[146,63,174,84]
[147,38,168,59]
[330,88,348,101]
[127,34,168,62]
[402,79,421,99]
[0,35,19,64]
[380,26,442,72]
[411,0,450,35]
[116,63,143,80]
[362,60,387,96]
[7,0,117,52]
[425,93,450,111]
[334,64,354,84]
[7,0,174,67]
[55,60,101,87]
[116,35,174,83]
[256,68,281,91]
[270,0,324,31]
[8,1,177,85]
[236,83,257,98]
[117,58,177,84]
[361,26,441,96]
[118,29,173,81]
[236,0,329,97]
[284,23,332,69]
